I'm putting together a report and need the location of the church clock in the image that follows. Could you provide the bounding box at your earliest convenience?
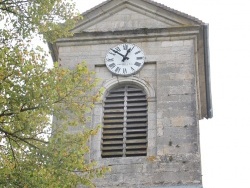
[105,43,145,76]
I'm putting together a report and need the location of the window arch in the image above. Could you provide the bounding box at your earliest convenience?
[101,85,148,158]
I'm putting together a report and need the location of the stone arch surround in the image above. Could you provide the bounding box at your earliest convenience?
[102,76,156,101]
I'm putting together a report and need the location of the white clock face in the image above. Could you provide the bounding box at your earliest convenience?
[105,43,145,76]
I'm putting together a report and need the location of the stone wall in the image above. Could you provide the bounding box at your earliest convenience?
[58,36,202,187]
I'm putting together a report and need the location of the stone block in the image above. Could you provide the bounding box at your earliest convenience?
[162,41,184,47]
[168,86,195,95]
[148,130,156,139]
[170,116,195,127]
[183,40,193,46]
[148,137,156,148]
[110,164,142,174]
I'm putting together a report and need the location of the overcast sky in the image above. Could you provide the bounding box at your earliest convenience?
[74,1,250,187]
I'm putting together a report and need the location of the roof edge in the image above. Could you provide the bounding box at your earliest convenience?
[141,0,204,24]
[48,42,58,62]
[203,24,213,119]
[79,0,205,25]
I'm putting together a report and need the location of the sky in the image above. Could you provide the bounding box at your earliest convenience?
[74,1,250,187]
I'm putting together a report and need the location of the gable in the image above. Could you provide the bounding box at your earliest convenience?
[82,8,176,32]
[72,0,204,33]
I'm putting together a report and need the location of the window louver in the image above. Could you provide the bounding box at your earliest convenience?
[102,85,148,158]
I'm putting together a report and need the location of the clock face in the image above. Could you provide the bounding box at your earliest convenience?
[105,43,145,76]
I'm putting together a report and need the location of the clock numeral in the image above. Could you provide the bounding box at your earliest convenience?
[109,63,116,69]
[109,51,116,56]
[107,58,114,62]
[115,47,121,52]
[115,67,121,73]
[134,62,141,67]
[136,57,143,60]
[123,44,128,50]
[131,67,135,72]
[135,51,141,55]
[123,68,127,74]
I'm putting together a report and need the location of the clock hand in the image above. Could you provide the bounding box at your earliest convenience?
[111,49,129,60]
[122,48,131,62]
[122,45,135,62]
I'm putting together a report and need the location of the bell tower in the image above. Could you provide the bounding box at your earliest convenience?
[50,0,212,187]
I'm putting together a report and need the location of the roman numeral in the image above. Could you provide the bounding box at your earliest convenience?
[136,57,143,60]
[131,67,135,72]
[107,58,114,62]
[115,67,121,73]
[134,62,141,67]
[109,63,116,69]
[135,51,141,55]
[123,44,128,50]
[123,68,127,74]
[115,47,121,52]
[109,51,116,56]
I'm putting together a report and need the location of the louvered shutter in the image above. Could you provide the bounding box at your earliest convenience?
[102,85,148,158]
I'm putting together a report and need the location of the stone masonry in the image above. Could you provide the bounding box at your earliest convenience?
[51,0,212,187]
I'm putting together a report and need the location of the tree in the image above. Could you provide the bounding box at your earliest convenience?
[0,1,109,187]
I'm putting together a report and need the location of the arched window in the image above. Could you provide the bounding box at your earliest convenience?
[101,85,148,158]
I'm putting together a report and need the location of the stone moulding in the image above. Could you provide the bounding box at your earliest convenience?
[102,76,156,101]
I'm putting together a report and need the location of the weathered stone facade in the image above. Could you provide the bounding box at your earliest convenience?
[50,0,212,187]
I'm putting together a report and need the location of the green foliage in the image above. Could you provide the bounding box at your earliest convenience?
[0,1,109,187]
[0,0,81,42]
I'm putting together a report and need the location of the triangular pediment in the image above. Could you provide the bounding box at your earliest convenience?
[80,8,175,32]
[72,0,204,33]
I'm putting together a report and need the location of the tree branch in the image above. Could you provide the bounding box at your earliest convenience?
[0,105,40,117]
[6,136,19,168]
[0,127,40,149]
